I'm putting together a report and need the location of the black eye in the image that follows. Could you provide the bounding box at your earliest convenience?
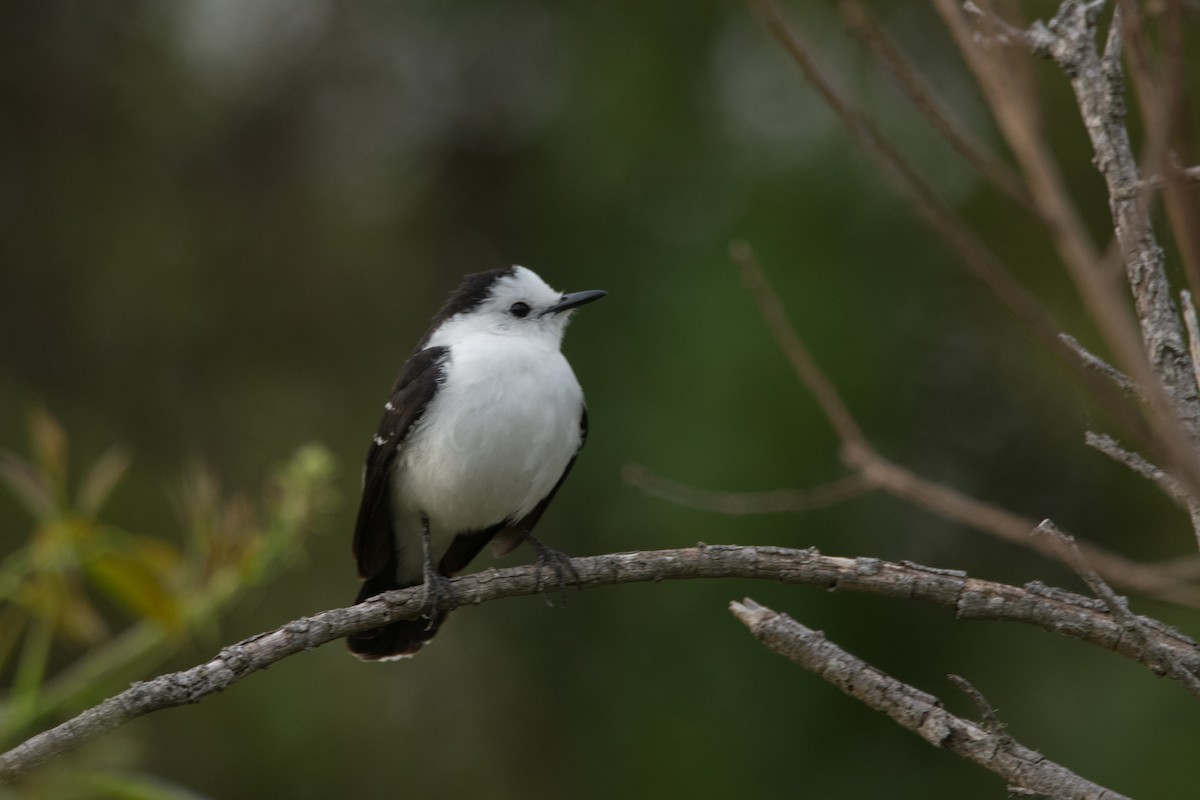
[509,301,531,318]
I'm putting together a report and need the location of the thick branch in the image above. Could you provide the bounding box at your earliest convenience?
[5,545,1200,782]
[731,599,1131,799]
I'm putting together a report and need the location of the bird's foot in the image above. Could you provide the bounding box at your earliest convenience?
[526,534,581,607]
[420,565,458,631]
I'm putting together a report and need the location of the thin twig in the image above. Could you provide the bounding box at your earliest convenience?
[1086,426,1200,547]
[742,0,1069,360]
[6,545,1200,781]
[1117,0,1200,298]
[1084,431,1200,545]
[835,0,1034,209]
[1084,431,1189,505]
[744,0,1168,484]
[730,240,867,451]
[947,674,1007,737]
[1059,334,1143,399]
[946,0,1200,507]
[854,452,1200,605]
[1034,520,1200,697]
[731,599,1131,799]
[622,465,872,514]
[1120,164,1200,199]
[729,242,1200,605]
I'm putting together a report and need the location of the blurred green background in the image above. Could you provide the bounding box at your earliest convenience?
[2,1,1196,797]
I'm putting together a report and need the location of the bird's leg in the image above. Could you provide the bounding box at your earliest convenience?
[525,534,581,607]
[420,515,457,629]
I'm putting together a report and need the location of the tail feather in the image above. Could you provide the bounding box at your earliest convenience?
[347,574,445,661]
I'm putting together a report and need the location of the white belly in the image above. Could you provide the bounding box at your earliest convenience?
[393,336,584,556]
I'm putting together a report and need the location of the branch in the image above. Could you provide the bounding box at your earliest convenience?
[742,0,1071,360]
[1084,430,1200,543]
[621,465,872,513]
[1121,164,1200,200]
[731,599,1131,800]
[834,0,1034,210]
[745,0,1169,454]
[1059,333,1143,400]
[6,545,1200,781]
[956,0,1200,470]
[1035,519,1200,698]
[728,242,1200,606]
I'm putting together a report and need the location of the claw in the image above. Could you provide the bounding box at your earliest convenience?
[420,514,457,629]
[526,534,580,607]
[419,570,458,630]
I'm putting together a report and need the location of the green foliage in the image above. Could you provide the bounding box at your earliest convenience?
[0,411,335,796]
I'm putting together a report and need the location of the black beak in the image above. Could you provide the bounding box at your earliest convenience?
[545,289,607,314]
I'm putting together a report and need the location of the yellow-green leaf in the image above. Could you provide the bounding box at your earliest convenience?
[28,407,68,492]
[86,553,183,632]
[77,446,131,517]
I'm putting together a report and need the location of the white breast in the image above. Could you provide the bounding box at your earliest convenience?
[394,335,584,546]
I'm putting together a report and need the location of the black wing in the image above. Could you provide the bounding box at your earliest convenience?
[487,406,588,559]
[352,346,449,579]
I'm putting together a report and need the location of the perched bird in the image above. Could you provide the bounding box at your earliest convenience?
[348,266,606,660]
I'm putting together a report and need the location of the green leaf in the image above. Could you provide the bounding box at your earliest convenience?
[85,548,183,632]
[0,451,55,518]
[77,446,131,517]
[28,407,68,494]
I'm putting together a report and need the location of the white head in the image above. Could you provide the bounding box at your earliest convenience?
[424,266,606,350]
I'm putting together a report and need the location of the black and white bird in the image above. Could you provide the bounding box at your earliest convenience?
[348,266,605,660]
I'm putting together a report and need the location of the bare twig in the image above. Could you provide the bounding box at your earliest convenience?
[1059,334,1143,399]
[6,545,1200,781]
[947,674,1007,736]
[742,0,1069,360]
[1117,0,1200,297]
[731,240,867,450]
[971,2,1200,452]
[1085,431,1179,495]
[1120,164,1200,199]
[731,599,1131,799]
[834,0,1033,209]
[729,242,1200,605]
[622,465,871,514]
[857,453,1200,605]
[744,0,1170,481]
[1084,430,1200,537]
[1034,519,1200,697]
[945,0,1200,519]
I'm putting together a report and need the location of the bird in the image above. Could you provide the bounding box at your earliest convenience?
[348,265,606,660]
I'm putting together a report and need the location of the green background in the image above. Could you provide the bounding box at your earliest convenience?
[1,1,1194,797]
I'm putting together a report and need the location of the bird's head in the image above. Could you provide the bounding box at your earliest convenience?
[426,266,606,349]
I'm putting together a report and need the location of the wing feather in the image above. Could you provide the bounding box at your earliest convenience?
[352,346,449,578]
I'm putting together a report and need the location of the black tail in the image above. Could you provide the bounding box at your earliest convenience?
[347,574,446,661]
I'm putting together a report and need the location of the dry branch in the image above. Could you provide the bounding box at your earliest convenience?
[728,241,1200,605]
[731,599,1132,800]
[835,0,1033,209]
[1035,519,1200,697]
[954,0,1200,486]
[743,0,1069,358]
[5,545,1200,782]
